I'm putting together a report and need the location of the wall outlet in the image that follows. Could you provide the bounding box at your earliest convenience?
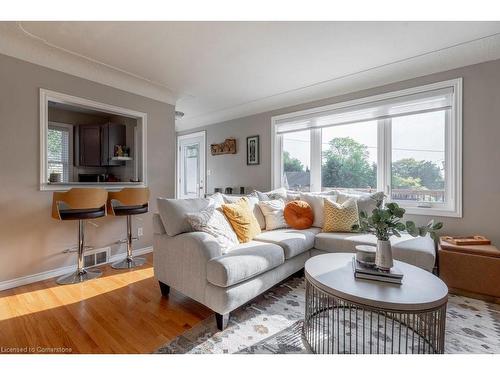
[137,227,143,237]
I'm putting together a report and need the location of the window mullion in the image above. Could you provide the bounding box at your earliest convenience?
[377,118,391,197]
[310,126,322,192]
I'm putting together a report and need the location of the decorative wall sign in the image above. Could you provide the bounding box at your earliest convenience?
[246,135,260,165]
[210,138,237,155]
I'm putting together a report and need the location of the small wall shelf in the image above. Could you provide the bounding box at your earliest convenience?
[111,156,133,161]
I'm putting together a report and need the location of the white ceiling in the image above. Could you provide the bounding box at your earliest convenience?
[1,21,500,130]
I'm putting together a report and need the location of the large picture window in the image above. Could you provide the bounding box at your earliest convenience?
[272,79,462,217]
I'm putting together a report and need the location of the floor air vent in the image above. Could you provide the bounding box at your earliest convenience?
[83,247,110,268]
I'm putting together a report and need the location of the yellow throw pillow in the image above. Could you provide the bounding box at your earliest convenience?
[322,198,359,233]
[221,197,262,243]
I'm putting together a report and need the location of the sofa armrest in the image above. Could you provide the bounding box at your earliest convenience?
[153,231,222,304]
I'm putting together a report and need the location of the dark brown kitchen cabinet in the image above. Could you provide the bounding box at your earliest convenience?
[101,123,126,166]
[77,123,126,167]
[78,125,101,166]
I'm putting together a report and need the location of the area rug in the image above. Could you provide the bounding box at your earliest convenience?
[156,277,500,354]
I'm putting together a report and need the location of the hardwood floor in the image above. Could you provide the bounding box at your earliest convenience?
[0,253,212,353]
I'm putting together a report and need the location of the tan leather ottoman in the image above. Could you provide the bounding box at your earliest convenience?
[438,239,500,301]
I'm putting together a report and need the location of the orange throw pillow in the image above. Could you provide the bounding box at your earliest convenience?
[284,200,314,230]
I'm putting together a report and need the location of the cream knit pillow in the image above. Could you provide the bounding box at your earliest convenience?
[258,199,288,230]
[322,198,359,233]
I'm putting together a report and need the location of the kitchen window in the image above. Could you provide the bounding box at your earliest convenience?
[272,79,462,217]
[40,88,148,191]
[47,123,73,183]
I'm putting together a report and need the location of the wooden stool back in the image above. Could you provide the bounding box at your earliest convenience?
[52,188,108,220]
[107,187,150,215]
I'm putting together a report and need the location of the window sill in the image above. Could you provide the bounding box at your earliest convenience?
[40,182,146,192]
[398,204,462,218]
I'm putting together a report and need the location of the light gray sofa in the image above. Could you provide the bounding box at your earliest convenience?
[152,212,435,330]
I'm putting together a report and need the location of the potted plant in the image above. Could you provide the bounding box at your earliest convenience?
[352,198,443,271]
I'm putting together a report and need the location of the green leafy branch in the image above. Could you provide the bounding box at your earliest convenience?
[352,198,443,241]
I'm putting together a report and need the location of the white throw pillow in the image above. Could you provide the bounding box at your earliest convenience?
[186,206,238,253]
[209,192,225,208]
[258,199,288,231]
[299,193,336,228]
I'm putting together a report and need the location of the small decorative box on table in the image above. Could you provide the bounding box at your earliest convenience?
[304,253,448,354]
[439,236,500,300]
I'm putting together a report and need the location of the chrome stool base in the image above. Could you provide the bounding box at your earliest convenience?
[111,257,146,269]
[56,268,103,285]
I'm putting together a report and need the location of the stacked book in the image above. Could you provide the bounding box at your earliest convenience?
[352,256,404,284]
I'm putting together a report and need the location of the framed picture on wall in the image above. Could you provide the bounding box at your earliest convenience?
[246,135,260,165]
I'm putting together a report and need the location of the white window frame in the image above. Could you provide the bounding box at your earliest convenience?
[40,88,148,191]
[47,122,74,183]
[272,78,462,217]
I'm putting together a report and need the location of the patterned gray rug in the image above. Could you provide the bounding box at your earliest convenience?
[156,277,500,354]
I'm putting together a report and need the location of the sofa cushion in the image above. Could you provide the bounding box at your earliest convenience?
[254,187,288,201]
[284,200,314,230]
[299,192,336,228]
[157,197,212,236]
[222,197,262,243]
[206,241,285,287]
[258,199,288,230]
[185,205,238,253]
[314,232,436,271]
[223,194,266,230]
[254,227,320,259]
[336,191,384,216]
[322,198,359,233]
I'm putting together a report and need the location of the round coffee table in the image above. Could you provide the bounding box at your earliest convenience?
[304,253,448,354]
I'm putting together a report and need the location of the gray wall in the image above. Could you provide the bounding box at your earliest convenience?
[181,58,500,245]
[0,53,176,283]
[180,113,271,194]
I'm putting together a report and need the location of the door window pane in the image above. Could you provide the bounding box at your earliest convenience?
[321,121,377,193]
[184,144,199,195]
[283,130,310,192]
[391,111,446,203]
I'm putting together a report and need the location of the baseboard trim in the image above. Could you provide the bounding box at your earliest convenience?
[0,246,153,291]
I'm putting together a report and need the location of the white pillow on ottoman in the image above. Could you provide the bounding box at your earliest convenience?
[258,199,289,230]
[186,206,238,253]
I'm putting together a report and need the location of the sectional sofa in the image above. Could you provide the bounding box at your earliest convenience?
[153,193,435,330]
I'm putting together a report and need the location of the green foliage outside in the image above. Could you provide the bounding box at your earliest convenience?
[321,137,377,189]
[283,151,305,172]
[392,158,444,190]
[47,128,62,161]
[319,137,444,191]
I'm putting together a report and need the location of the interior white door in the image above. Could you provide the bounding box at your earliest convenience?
[177,131,206,198]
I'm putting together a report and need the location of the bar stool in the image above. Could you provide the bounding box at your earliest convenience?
[108,187,150,269]
[52,188,108,285]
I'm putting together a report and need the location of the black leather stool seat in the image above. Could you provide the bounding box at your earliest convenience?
[59,206,106,220]
[113,203,148,216]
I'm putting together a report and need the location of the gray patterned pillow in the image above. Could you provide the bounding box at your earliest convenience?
[336,191,385,216]
[186,206,238,253]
